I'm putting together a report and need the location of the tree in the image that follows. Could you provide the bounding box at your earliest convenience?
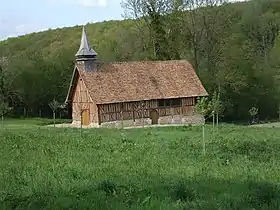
[0,56,13,126]
[249,106,259,124]
[121,0,181,60]
[0,95,12,127]
[237,0,280,120]
[210,91,224,130]
[49,99,61,127]
[194,97,212,156]
[241,0,280,62]
[0,56,16,102]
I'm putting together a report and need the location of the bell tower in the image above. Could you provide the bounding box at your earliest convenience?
[75,26,98,72]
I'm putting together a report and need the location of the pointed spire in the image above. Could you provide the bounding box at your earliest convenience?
[75,26,97,60]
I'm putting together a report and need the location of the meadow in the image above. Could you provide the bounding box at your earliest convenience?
[1,119,280,209]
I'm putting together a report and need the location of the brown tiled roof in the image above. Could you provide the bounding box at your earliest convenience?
[68,60,208,104]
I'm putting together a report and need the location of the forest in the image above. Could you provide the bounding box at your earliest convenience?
[0,0,280,122]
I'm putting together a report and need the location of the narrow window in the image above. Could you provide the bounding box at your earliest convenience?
[158,99,165,107]
[165,99,171,107]
[172,98,181,106]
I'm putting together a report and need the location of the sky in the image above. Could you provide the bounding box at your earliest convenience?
[0,0,246,41]
[0,0,124,40]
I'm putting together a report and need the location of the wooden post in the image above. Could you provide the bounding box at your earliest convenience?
[97,105,101,126]
[171,107,174,124]
[216,112,219,131]
[212,111,215,135]
[180,106,183,124]
[121,110,124,129]
[142,107,144,128]
[132,110,135,126]
[24,107,26,118]
[53,111,56,127]
[80,110,82,137]
[141,101,145,128]
[142,108,144,127]
[202,124,206,155]
[1,114,3,129]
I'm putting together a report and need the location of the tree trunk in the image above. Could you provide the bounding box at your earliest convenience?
[80,111,82,138]
[216,112,219,131]
[121,111,124,129]
[24,107,26,118]
[1,114,3,129]
[212,112,215,135]
[142,108,144,128]
[53,111,56,127]
[202,124,206,156]
[192,37,199,71]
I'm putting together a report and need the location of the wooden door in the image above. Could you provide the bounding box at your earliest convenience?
[81,109,90,126]
[150,109,159,125]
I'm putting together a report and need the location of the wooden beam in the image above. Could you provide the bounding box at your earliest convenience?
[97,106,101,125]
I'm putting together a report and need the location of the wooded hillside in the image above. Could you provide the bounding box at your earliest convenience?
[0,0,280,122]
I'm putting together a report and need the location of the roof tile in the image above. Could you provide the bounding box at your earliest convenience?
[75,60,208,104]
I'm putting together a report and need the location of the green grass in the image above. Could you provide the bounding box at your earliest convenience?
[2,118,71,128]
[251,122,280,128]
[1,120,280,209]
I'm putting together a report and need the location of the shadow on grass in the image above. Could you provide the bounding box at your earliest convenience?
[1,175,280,210]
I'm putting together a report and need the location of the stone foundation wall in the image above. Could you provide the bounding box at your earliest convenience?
[72,114,205,128]
[71,120,99,128]
[99,114,205,128]
[71,120,80,126]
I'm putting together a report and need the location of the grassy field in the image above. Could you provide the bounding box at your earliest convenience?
[1,119,280,209]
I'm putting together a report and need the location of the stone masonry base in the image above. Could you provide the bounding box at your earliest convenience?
[72,114,205,128]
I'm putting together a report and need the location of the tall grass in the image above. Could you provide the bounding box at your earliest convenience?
[0,123,280,209]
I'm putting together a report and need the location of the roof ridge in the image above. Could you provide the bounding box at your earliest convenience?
[111,59,188,65]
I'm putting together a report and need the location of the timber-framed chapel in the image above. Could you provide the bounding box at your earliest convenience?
[65,26,208,128]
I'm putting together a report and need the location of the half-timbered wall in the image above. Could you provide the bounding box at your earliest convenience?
[72,76,98,124]
[98,97,196,123]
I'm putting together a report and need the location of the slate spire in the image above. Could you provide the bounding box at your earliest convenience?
[75,26,97,61]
